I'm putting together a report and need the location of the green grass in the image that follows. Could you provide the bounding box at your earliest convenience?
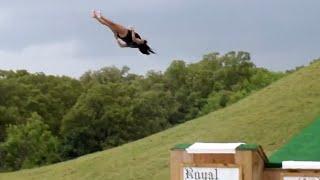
[270,117,320,163]
[1,61,320,180]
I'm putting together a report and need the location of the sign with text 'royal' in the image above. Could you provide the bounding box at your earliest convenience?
[284,177,320,180]
[183,167,240,180]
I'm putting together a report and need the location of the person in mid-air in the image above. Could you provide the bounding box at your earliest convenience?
[92,10,155,55]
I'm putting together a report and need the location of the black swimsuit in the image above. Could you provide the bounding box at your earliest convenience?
[117,30,141,48]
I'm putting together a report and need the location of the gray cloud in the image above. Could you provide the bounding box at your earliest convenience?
[0,0,320,77]
[0,40,167,77]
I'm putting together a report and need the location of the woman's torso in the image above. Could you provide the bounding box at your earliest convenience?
[118,30,141,48]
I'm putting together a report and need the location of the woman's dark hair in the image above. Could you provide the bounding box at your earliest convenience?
[138,40,155,55]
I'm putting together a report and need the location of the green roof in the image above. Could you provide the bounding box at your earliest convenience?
[236,144,260,151]
[171,144,192,150]
[269,117,320,164]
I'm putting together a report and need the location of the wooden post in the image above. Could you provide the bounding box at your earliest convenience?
[170,147,193,180]
[235,145,266,180]
[235,150,253,180]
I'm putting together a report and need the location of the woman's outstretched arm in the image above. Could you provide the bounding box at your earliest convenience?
[116,38,128,47]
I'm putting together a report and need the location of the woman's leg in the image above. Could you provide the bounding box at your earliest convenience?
[93,11,128,37]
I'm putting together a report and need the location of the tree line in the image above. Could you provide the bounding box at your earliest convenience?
[0,51,285,171]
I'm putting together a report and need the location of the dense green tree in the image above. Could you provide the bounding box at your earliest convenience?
[0,71,83,140]
[129,90,178,138]
[60,82,137,157]
[0,113,60,171]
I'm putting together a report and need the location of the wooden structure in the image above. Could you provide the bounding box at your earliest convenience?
[170,143,320,180]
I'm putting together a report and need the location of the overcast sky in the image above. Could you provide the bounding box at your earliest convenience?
[0,0,319,77]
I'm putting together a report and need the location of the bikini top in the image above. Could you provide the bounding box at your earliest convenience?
[117,30,141,48]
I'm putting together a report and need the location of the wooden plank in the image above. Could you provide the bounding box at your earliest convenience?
[182,163,239,168]
[264,169,320,180]
[235,147,266,180]
[252,150,265,180]
[170,150,194,180]
[193,154,235,164]
[235,150,253,180]
[264,168,281,180]
[281,172,320,179]
[171,150,183,180]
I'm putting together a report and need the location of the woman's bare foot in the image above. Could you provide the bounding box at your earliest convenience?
[96,10,102,18]
[91,10,97,18]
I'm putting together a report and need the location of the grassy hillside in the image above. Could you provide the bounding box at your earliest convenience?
[1,61,320,180]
